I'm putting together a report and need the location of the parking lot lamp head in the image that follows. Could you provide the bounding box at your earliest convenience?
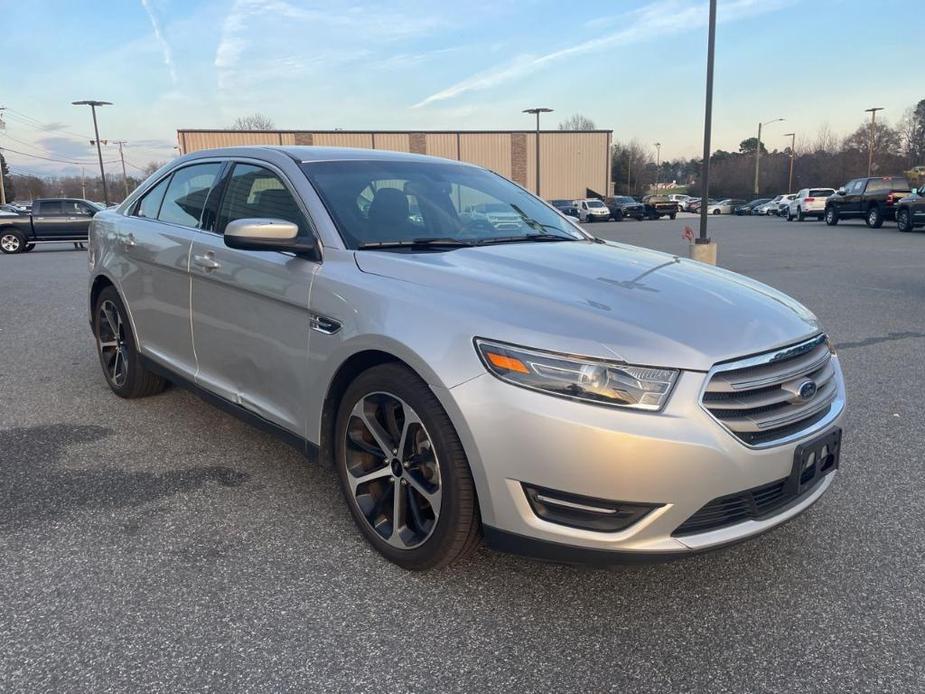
[523,108,553,197]
[72,100,112,205]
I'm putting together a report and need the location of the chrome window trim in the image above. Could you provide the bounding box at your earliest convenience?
[698,333,845,449]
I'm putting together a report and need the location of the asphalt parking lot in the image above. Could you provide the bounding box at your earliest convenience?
[1,214,923,692]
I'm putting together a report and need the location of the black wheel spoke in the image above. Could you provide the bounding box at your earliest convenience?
[344,391,441,549]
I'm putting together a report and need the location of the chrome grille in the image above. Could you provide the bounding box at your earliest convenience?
[702,334,839,447]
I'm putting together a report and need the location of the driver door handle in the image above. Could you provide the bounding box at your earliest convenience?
[193,253,221,271]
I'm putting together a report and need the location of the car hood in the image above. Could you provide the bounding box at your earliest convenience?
[354,241,820,371]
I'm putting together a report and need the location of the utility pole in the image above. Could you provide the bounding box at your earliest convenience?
[72,100,112,205]
[865,107,884,177]
[783,132,796,192]
[0,106,7,205]
[693,0,717,264]
[653,142,661,193]
[522,107,553,197]
[81,167,87,199]
[753,118,784,195]
[113,140,129,197]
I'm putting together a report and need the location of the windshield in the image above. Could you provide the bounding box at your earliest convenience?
[613,196,635,203]
[587,200,606,208]
[301,160,587,249]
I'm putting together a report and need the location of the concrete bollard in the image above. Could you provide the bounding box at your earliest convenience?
[689,240,717,265]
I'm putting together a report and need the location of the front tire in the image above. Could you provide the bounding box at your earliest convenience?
[712,209,721,215]
[897,208,913,233]
[825,207,839,225]
[0,231,25,254]
[334,363,480,570]
[93,286,167,398]
[866,205,883,228]
[797,207,805,222]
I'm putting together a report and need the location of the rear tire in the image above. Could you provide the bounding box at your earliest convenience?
[0,230,26,254]
[93,286,167,399]
[334,363,481,570]
[866,205,883,229]
[897,208,913,233]
[825,207,838,225]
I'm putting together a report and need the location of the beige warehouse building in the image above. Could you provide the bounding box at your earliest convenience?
[177,129,612,201]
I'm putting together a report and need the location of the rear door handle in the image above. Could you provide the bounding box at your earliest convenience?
[193,253,221,271]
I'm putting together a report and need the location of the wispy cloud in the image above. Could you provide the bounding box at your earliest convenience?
[413,0,793,108]
[214,0,449,92]
[140,0,178,84]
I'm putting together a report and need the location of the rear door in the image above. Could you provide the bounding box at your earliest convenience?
[189,161,318,436]
[116,161,224,378]
[30,201,71,239]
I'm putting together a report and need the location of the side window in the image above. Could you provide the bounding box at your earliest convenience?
[850,180,864,194]
[217,164,308,235]
[136,177,171,219]
[158,163,222,227]
[37,201,63,216]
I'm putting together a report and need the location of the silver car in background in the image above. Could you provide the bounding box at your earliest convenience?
[88,146,845,570]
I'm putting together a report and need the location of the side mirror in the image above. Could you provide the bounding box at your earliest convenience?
[836,188,846,195]
[224,218,318,257]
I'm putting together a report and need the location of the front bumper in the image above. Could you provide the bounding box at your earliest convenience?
[441,359,845,560]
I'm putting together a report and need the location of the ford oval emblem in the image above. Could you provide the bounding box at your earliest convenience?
[798,380,818,401]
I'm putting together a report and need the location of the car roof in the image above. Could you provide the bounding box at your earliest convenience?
[182,145,478,167]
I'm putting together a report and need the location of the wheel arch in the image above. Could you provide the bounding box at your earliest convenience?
[318,349,408,467]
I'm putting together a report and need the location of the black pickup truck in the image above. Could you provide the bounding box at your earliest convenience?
[0,198,102,254]
[824,176,911,228]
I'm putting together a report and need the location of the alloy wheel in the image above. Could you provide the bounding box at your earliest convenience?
[344,392,442,549]
[1,233,21,253]
[97,299,129,387]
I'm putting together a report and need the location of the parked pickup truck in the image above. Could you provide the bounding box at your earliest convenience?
[641,195,679,220]
[824,176,911,228]
[0,198,101,254]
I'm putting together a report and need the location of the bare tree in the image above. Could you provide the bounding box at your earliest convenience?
[558,114,596,131]
[229,113,275,130]
[142,161,166,177]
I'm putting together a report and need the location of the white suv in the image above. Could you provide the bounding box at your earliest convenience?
[787,188,836,222]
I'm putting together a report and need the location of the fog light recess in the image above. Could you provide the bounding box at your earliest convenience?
[522,483,660,532]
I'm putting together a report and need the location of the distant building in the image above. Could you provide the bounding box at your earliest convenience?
[176,129,612,200]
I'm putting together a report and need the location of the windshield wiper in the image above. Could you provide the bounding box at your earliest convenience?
[475,234,574,245]
[357,237,474,250]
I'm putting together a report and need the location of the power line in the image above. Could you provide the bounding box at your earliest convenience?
[4,108,92,140]
[0,145,119,166]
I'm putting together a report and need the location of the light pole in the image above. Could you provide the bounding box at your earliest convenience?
[865,107,884,177]
[72,100,112,205]
[783,132,796,193]
[695,0,717,260]
[653,142,661,193]
[753,117,784,195]
[523,107,553,197]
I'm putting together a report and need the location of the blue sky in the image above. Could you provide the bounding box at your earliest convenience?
[2,0,920,177]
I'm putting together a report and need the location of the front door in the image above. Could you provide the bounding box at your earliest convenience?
[190,162,318,436]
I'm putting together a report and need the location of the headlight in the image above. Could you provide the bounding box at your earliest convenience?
[475,339,678,411]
